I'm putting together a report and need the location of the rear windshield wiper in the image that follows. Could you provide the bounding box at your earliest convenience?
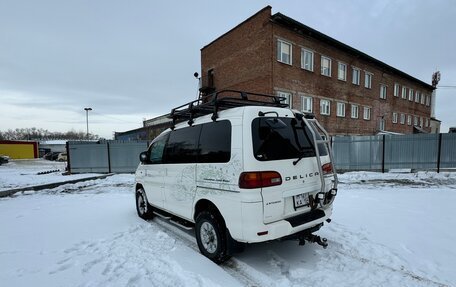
[293,148,314,165]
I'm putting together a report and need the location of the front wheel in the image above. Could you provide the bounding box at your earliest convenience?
[195,211,230,264]
[136,188,153,219]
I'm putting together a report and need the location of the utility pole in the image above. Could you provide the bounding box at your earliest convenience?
[84,107,92,139]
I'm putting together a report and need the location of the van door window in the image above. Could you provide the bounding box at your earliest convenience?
[148,133,169,164]
[163,126,202,164]
[198,120,231,163]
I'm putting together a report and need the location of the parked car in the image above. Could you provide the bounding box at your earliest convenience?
[0,155,10,165]
[57,152,67,162]
[43,151,60,161]
[135,91,338,263]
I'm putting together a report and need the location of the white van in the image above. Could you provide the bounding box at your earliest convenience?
[135,90,338,263]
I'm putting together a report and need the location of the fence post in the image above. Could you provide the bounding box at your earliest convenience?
[382,134,385,173]
[66,141,71,174]
[107,142,112,173]
[437,133,442,173]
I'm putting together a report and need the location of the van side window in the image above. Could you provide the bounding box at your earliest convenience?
[164,126,202,164]
[198,120,231,163]
[148,133,168,164]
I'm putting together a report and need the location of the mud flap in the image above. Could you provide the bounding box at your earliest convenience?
[226,228,245,255]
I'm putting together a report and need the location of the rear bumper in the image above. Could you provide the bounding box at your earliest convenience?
[236,201,333,243]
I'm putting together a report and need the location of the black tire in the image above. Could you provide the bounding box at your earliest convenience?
[135,188,154,220]
[195,210,231,264]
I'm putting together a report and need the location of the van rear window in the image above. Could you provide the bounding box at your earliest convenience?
[251,117,327,161]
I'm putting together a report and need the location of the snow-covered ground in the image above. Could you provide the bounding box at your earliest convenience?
[0,159,101,191]
[0,161,455,287]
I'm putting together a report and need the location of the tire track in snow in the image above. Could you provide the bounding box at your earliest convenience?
[49,224,217,287]
[263,246,450,287]
[333,249,450,287]
[151,217,271,287]
[323,222,451,287]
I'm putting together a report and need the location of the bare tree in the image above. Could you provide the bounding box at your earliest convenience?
[0,128,99,140]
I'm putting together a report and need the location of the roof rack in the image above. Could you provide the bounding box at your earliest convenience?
[168,90,289,129]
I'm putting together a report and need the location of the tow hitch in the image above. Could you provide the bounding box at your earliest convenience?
[283,222,330,248]
[299,234,328,248]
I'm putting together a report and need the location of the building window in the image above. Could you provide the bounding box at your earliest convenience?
[363,106,371,120]
[402,86,407,99]
[352,68,360,85]
[400,114,406,125]
[364,72,372,89]
[426,118,429,127]
[338,62,347,81]
[278,91,292,108]
[426,95,430,106]
[394,83,400,97]
[407,115,412,126]
[351,104,359,119]
[414,116,418,126]
[409,89,414,101]
[415,91,420,103]
[320,99,330,115]
[277,39,292,65]
[321,56,331,77]
[421,93,426,105]
[301,49,314,71]
[207,69,214,88]
[392,112,398,123]
[379,119,385,131]
[380,84,387,99]
[336,102,345,117]
[301,96,313,113]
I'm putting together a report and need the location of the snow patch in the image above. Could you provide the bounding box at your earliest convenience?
[1,160,455,286]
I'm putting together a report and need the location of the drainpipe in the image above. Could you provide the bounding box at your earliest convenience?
[431,89,436,119]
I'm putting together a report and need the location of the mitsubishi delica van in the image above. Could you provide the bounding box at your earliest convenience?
[135,90,338,263]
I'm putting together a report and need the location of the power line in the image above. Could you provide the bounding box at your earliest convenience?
[437,85,456,88]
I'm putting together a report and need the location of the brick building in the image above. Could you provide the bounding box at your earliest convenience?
[200,6,435,135]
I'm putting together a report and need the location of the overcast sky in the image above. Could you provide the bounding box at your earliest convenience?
[1,0,455,138]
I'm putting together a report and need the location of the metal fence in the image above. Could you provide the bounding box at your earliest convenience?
[66,134,456,174]
[332,133,456,172]
[67,140,148,173]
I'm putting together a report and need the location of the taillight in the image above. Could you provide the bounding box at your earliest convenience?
[239,171,282,189]
[322,163,333,175]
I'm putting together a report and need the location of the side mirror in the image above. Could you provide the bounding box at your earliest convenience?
[139,151,148,163]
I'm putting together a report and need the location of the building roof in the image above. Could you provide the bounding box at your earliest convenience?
[39,140,67,145]
[143,114,172,127]
[201,6,434,90]
[270,12,434,90]
[0,140,38,144]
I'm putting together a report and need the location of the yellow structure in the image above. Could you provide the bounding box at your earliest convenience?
[0,141,38,159]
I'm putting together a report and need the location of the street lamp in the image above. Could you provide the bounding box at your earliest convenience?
[84,107,92,139]
[194,72,201,100]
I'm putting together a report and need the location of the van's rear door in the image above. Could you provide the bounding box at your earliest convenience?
[259,157,325,223]
[249,115,330,224]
